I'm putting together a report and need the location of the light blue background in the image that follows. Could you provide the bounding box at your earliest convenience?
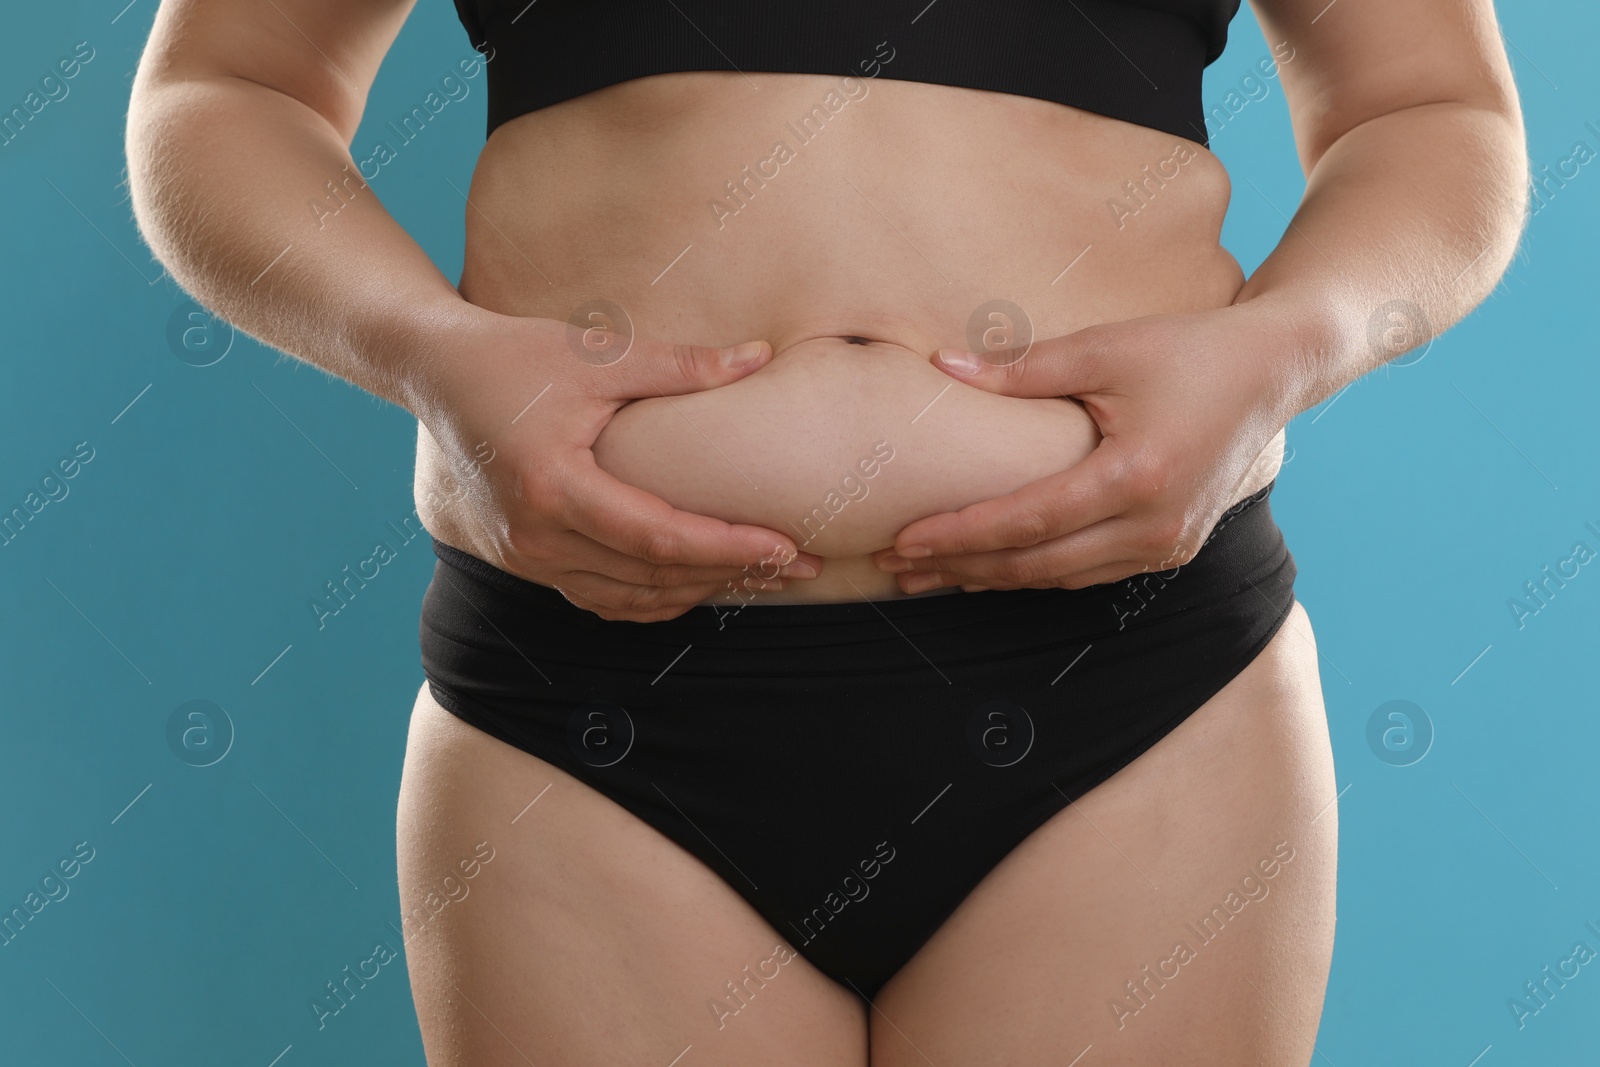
[1,1,1594,1063]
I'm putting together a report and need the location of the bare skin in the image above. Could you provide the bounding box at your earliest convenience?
[125,0,1523,1063]
[426,68,1254,604]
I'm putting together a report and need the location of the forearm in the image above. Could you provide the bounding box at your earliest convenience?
[126,73,474,414]
[1233,100,1529,419]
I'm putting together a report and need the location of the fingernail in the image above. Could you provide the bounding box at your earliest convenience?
[898,544,932,559]
[877,554,912,573]
[935,349,982,377]
[721,341,768,369]
[778,560,818,579]
[904,572,944,593]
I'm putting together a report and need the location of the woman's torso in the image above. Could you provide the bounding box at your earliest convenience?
[416,70,1285,602]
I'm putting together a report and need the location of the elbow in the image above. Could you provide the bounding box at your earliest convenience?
[122,78,234,290]
[122,82,185,268]
[1463,101,1531,281]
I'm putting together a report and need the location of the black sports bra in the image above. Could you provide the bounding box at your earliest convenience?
[452,0,1241,145]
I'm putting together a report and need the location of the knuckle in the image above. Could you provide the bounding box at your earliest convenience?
[994,555,1040,585]
[623,583,667,612]
[1144,517,1189,555]
[1071,322,1115,367]
[504,524,551,564]
[671,343,704,384]
[1008,508,1053,548]
[632,525,681,565]
[646,562,695,587]
[1105,457,1143,499]
[517,466,562,515]
[504,524,537,558]
[1120,449,1170,496]
[997,352,1033,386]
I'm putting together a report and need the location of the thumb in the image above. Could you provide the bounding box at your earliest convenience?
[893,436,1129,557]
[930,323,1110,399]
[585,333,773,401]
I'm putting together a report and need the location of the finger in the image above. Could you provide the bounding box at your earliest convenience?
[579,334,775,401]
[557,586,695,624]
[928,321,1115,398]
[901,556,1153,595]
[897,568,1126,594]
[503,528,806,589]
[892,514,1158,588]
[1053,559,1164,588]
[887,443,1133,560]
[552,449,816,571]
[553,571,741,621]
[551,527,814,586]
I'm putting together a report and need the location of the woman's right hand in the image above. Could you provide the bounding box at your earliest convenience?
[410,306,822,622]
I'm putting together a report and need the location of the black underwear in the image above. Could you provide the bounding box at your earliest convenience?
[418,480,1295,1000]
[453,0,1242,146]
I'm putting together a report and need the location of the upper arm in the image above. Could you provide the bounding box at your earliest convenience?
[1247,0,1523,172]
[132,0,420,142]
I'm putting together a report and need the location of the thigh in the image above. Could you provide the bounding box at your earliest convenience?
[395,684,869,1067]
[871,600,1338,1066]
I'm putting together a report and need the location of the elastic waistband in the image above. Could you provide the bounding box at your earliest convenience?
[428,480,1286,646]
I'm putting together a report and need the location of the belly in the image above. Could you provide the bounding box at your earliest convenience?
[425,71,1277,603]
[592,334,1101,575]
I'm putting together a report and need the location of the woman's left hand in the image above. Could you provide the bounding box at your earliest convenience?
[872,301,1304,592]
